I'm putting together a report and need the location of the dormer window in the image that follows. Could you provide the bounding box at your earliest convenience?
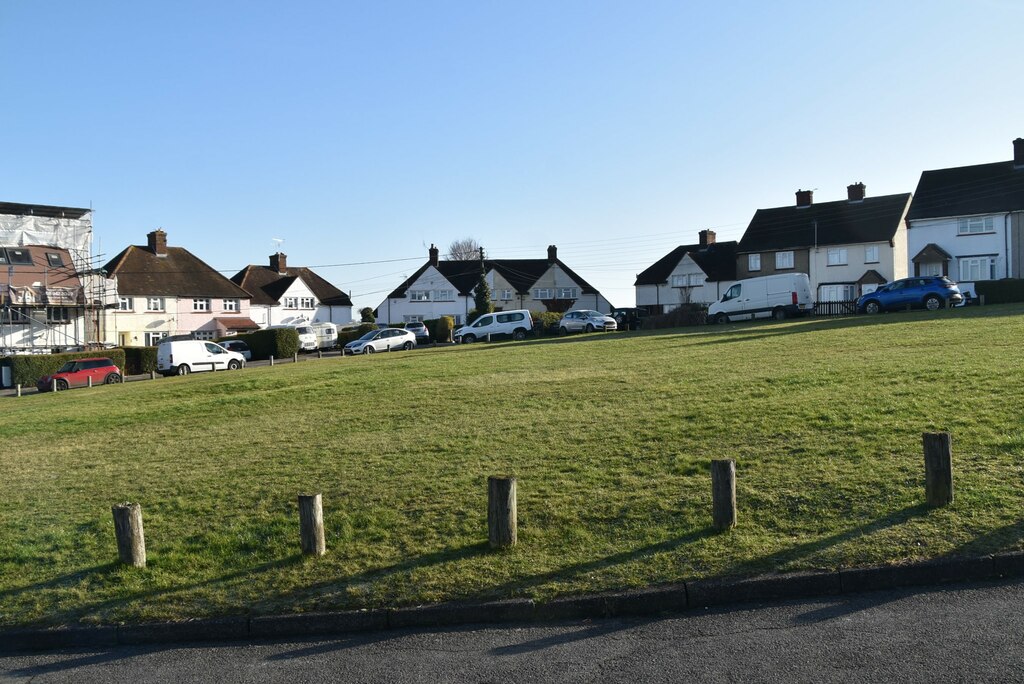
[7,248,31,265]
[46,252,64,267]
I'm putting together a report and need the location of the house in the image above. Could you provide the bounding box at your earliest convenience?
[906,138,1024,297]
[231,252,353,327]
[634,230,737,313]
[0,201,116,355]
[736,185,911,302]
[103,230,258,346]
[376,244,612,326]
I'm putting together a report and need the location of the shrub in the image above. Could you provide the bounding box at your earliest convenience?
[233,328,299,361]
[434,316,454,343]
[645,304,708,329]
[123,346,158,375]
[532,311,562,336]
[974,278,1024,304]
[5,348,128,387]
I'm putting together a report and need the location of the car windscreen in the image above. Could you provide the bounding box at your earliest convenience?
[297,327,313,335]
[56,361,77,372]
[357,331,378,341]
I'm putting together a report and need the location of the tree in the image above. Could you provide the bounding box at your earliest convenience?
[360,307,375,323]
[448,237,481,261]
[473,261,493,316]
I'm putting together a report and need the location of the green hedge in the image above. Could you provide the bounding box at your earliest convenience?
[5,349,128,387]
[646,303,708,329]
[422,317,455,343]
[974,279,1024,304]
[233,328,299,361]
[123,347,158,375]
[532,311,562,336]
[337,323,377,346]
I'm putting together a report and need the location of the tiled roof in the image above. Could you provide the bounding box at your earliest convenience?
[103,245,251,299]
[634,241,738,286]
[907,160,1024,220]
[215,317,261,331]
[386,258,600,299]
[738,193,911,253]
[231,266,353,307]
[0,245,81,299]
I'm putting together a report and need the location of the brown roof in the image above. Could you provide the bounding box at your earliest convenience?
[231,265,353,306]
[0,245,82,303]
[103,244,251,299]
[215,316,261,331]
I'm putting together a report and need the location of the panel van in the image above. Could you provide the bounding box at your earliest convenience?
[707,273,813,323]
[157,339,247,376]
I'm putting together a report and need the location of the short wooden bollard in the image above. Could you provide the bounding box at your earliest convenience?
[488,476,517,548]
[270,355,275,366]
[87,376,93,388]
[16,384,21,397]
[293,353,298,363]
[51,378,57,392]
[112,503,146,568]
[298,494,326,556]
[150,370,156,380]
[711,459,737,530]
[317,350,322,359]
[923,432,953,506]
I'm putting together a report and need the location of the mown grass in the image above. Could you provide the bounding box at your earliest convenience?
[2,305,1024,627]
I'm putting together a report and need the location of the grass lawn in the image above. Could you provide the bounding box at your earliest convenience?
[2,304,1024,627]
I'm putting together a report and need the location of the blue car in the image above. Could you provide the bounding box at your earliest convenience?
[857,276,963,314]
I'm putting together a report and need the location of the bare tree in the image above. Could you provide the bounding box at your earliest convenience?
[448,237,481,261]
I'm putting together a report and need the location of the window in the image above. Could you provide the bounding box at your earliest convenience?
[670,275,685,287]
[819,284,856,302]
[118,296,133,311]
[145,331,166,346]
[500,289,512,300]
[453,315,462,325]
[147,297,165,311]
[45,252,64,267]
[723,284,741,301]
[403,314,425,323]
[472,315,494,328]
[192,298,211,312]
[959,256,997,281]
[300,297,315,309]
[46,306,72,323]
[557,287,578,299]
[958,216,995,235]
[775,251,794,269]
[435,290,453,301]
[194,330,215,340]
[223,298,239,312]
[748,254,761,271]
[864,245,879,263]
[6,248,32,265]
[533,288,552,299]
[409,290,430,302]
[496,312,525,323]
[826,248,848,266]
[688,274,705,286]
[920,262,942,277]
[283,297,298,309]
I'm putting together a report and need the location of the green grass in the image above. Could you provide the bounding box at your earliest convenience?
[3,304,1024,627]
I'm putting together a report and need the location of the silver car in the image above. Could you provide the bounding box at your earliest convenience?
[343,328,417,355]
[558,310,618,335]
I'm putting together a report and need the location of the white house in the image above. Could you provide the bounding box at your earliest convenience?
[906,137,1024,297]
[232,253,353,327]
[635,230,737,313]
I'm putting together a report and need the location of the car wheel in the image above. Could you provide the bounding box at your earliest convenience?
[56,379,69,391]
[463,334,476,344]
[585,323,595,333]
[865,300,882,315]
[104,373,122,384]
[715,313,729,325]
[512,329,526,341]
[772,307,786,321]
[558,326,568,336]
[176,364,190,376]
[403,341,413,351]
[924,295,942,311]
[227,359,241,370]
[364,346,375,354]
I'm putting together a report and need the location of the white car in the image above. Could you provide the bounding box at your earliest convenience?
[343,328,417,355]
[558,310,617,334]
[453,310,533,343]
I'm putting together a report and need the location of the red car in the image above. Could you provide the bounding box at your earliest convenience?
[37,357,123,392]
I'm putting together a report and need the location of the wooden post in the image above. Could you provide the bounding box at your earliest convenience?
[298,494,326,556]
[317,350,322,359]
[923,432,953,506]
[487,333,492,343]
[293,352,298,363]
[270,355,275,366]
[51,378,57,392]
[488,476,517,548]
[87,376,93,388]
[16,383,21,397]
[112,503,146,568]
[150,370,156,380]
[711,459,737,530]
[980,294,986,306]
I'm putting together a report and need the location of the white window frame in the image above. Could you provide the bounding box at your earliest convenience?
[147,297,165,312]
[118,296,132,311]
[864,245,879,263]
[409,290,430,302]
[192,298,211,312]
[500,289,513,301]
[957,216,995,235]
[534,288,553,299]
[688,273,705,286]
[775,251,794,269]
[958,256,997,281]
[223,298,239,312]
[818,284,856,302]
[300,297,315,309]
[557,287,578,299]
[920,262,942,277]
[748,254,761,272]
[145,331,167,346]
[826,248,848,266]
[403,314,425,323]
[193,330,215,340]
[434,290,453,302]
[283,297,298,309]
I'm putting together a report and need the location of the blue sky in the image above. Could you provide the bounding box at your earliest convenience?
[2,1,1022,314]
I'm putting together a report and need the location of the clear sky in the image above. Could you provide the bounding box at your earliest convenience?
[2,1,1022,315]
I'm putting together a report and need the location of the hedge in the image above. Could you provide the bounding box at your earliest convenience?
[232,328,299,361]
[532,311,562,336]
[338,323,377,346]
[4,348,128,387]
[974,279,1024,304]
[123,346,158,375]
[645,304,708,329]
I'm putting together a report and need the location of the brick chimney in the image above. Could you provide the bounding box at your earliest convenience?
[547,245,557,262]
[847,182,866,202]
[699,229,716,246]
[147,229,167,257]
[796,189,813,207]
[428,244,439,267]
[1014,138,1024,168]
[269,252,287,274]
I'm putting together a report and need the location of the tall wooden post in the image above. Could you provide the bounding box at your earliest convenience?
[298,494,326,556]
[488,476,517,548]
[923,432,953,506]
[112,503,146,568]
[711,459,737,530]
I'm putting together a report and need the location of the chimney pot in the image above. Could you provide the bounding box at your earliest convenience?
[147,229,168,257]
[699,230,716,246]
[428,244,439,267]
[269,252,287,274]
[847,182,866,202]
[547,245,557,262]
[1014,138,1024,168]
[796,189,813,207]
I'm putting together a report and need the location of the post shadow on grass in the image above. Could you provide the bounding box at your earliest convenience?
[0,562,120,601]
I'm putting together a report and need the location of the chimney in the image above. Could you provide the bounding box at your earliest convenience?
[698,229,716,247]
[847,182,866,202]
[269,252,287,274]
[547,245,557,262]
[1014,138,1024,168]
[428,244,439,267]
[796,189,813,207]
[147,229,167,257]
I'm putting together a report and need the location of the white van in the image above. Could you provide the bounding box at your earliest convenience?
[157,339,247,376]
[311,322,338,350]
[708,273,813,323]
[453,310,533,343]
[268,323,318,352]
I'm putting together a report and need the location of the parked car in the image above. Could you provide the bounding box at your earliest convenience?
[219,339,252,361]
[708,273,813,323]
[343,328,417,354]
[558,310,618,334]
[856,276,964,314]
[453,310,534,343]
[611,307,649,331]
[404,321,431,344]
[37,357,122,392]
[157,339,246,376]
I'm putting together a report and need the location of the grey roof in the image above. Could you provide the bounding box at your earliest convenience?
[634,241,738,286]
[907,160,1024,221]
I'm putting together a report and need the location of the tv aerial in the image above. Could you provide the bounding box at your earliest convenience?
[272,238,285,252]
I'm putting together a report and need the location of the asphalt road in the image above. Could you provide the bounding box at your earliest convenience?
[4,578,1024,683]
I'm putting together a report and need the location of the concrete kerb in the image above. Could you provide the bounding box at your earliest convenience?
[4,552,1024,653]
